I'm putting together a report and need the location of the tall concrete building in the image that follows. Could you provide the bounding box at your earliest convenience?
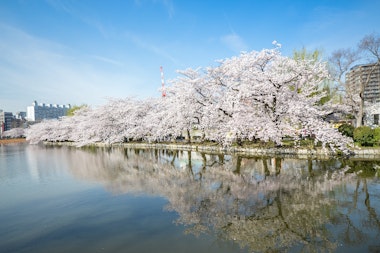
[346,62,380,126]
[0,110,13,134]
[346,63,380,103]
[27,100,71,122]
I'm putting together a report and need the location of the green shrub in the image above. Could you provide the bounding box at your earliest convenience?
[338,123,354,138]
[373,127,380,146]
[353,126,374,146]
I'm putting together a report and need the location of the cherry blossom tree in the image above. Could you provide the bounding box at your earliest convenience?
[1,128,25,138]
[26,119,66,144]
[25,42,352,152]
[163,68,209,142]
[199,42,351,150]
[139,97,170,142]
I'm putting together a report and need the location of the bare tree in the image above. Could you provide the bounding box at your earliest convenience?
[359,33,380,62]
[356,34,380,126]
[330,33,380,127]
[329,48,360,122]
[329,49,359,86]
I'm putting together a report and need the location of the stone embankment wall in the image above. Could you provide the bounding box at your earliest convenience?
[43,141,380,159]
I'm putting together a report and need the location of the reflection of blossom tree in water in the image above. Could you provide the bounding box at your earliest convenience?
[60,147,379,252]
[165,159,352,252]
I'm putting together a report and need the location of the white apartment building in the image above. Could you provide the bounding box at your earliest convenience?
[27,100,71,122]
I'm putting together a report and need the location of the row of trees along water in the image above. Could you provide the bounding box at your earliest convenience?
[25,34,380,153]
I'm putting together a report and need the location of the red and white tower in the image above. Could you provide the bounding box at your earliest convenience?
[160,66,166,97]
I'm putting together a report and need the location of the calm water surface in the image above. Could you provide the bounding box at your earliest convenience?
[1,143,380,253]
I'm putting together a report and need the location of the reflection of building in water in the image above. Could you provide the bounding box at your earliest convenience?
[25,145,70,182]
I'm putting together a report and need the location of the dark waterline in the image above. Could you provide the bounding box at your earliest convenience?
[1,143,380,253]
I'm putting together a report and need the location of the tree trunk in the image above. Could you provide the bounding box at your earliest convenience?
[356,95,364,127]
[186,129,191,143]
[234,156,242,174]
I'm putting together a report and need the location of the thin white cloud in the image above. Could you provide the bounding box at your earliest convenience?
[161,0,175,18]
[135,0,175,18]
[0,23,145,111]
[44,0,76,16]
[45,0,110,38]
[124,31,179,64]
[221,33,248,53]
[90,55,124,66]
[299,5,374,54]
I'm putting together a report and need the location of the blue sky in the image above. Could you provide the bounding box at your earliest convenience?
[1,0,380,113]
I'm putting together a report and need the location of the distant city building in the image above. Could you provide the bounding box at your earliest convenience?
[15,111,26,120]
[346,63,380,103]
[346,62,380,126]
[13,112,27,129]
[26,100,71,122]
[0,110,14,134]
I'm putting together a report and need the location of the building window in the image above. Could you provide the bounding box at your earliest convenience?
[374,114,379,125]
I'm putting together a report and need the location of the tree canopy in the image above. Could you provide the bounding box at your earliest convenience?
[26,43,352,152]
[66,104,88,116]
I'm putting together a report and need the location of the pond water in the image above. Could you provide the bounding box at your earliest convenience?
[1,143,380,253]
